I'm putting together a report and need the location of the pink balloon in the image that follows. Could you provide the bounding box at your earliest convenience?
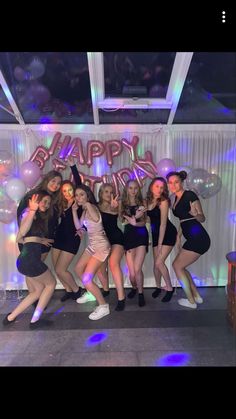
[0,197,17,224]
[19,160,41,188]
[5,177,26,202]
[29,146,50,169]
[65,137,85,165]
[52,159,67,171]
[156,158,176,178]
[78,172,101,193]
[116,168,134,187]
[121,136,139,161]
[105,140,123,167]
[86,141,105,167]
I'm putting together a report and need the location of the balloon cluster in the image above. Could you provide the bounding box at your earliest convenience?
[0,150,41,224]
[186,168,222,199]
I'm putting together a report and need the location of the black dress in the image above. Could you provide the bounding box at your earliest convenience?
[100,212,124,246]
[172,190,211,255]
[16,224,48,277]
[52,165,83,255]
[123,205,149,252]
[147,204,177,247]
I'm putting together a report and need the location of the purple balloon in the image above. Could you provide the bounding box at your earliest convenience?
[156,158,176,178]
[0,197,17,224]
[13,66,26,82]
[19,161,41,188]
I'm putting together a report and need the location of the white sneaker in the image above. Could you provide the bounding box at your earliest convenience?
[76,292,96,304]
[178,298,197,309]
[88,304,110,320]
[194,295,203,304]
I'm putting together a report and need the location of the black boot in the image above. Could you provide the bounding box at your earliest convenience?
[127,288,137,299]
[71,287,83,300]
[138,293,146,307]
[115,298,126,311]
[102,289,110,297]
[152,287,162,298]
[60,291,73,302]
[161,288,175,302]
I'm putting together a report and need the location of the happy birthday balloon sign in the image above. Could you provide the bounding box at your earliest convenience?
[29,132,158,193]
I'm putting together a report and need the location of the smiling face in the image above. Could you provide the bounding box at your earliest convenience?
[62,183,74,201]
[101,185,113,203]
[167,175,183,194]
[75,188,88,206]
[38,195,51,212]
[127,181,139,198]
[151,180,165,198]
[47,176,62,193]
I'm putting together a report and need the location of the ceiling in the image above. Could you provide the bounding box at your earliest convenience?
[0,52,235,126]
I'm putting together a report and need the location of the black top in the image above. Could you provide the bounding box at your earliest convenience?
[172,190,199,220]
[147,203,177,247]
[100,212,124,246]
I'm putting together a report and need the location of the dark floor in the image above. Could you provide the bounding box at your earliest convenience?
[0,287,235,366]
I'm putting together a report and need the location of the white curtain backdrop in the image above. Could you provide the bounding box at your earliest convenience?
[0,125,235,291]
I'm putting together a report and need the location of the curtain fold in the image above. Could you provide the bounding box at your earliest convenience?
[0,127,235,290]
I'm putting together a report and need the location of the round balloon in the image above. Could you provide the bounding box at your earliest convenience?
[0,150,13,177]
[0,197,17,224]
[5,177,27,202]
[156,158,176,178]
[186,168,209,195]
[200,173,222,199]
[19,160,41,188]
[28,56,45,79]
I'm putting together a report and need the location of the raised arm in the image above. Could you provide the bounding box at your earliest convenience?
[68,156,82,187]
[16,194,39,242]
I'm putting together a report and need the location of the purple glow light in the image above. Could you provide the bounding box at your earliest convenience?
[86,332,108,347]
[157,352,190,366]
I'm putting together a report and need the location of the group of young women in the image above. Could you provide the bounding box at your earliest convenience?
[3,159,211,327]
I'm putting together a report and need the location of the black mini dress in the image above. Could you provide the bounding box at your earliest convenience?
[147,204,177,247]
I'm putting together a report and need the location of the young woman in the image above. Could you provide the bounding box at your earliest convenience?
[3,191,56,329]
[72,184,111,320]
[120,179,149,307]
[51,158,84,302]
[96,183,126,311]
[17,170,63,260]
[166,171,211,309]
[146,177,177,302]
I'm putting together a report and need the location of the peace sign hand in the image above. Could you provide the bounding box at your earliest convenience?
[110,194,119,209]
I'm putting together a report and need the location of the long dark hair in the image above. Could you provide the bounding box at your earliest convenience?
[146,177,170,206]
[75,184,98,206]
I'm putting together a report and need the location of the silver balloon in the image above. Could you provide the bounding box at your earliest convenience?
[28,57,45,79]
[186,168,209,195]
[0,197,17,224]
[0,150,13,177]
[200,173,222,199]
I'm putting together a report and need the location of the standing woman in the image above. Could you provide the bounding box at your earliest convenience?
[51,157,84,302]
[72,184,111,320]
[3,191,56,328]
[166,171,211,309]
[17,170,63,261]
[146,177,177,302]
[120,179,149,307]
[97,183,126,311]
